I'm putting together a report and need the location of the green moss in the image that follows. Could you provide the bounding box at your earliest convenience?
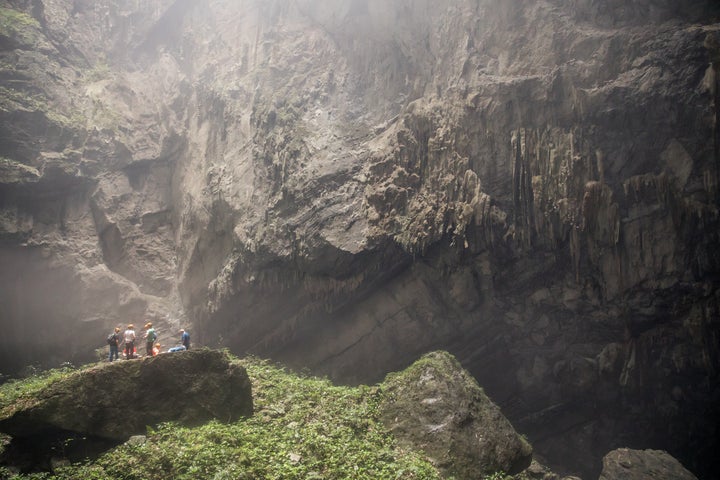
[383,350,465,387]
[0,366,77,416]
[85,62,111,82]
[0,86,83,129]
[0,7,41,47]
[4,356,441,480]
[380,351,533,479]
[0,86,43,112]
[46,109,85,130]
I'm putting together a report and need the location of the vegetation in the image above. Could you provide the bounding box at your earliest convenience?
[0,7,41,47]
[0,86,44,114]
[85,61,112,83]
[0,86,82,130]
[0,356,441,480]
[0,7,83,131]
[0,365,77,414]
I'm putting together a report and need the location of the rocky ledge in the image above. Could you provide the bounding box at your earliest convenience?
[0,349,252,470]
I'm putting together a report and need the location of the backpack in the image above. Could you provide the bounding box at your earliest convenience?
[107,333,115,345]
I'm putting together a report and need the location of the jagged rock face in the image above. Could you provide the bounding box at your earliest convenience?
[1,0,719,478]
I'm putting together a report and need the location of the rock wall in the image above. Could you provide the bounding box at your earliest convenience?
[0,0,719,478]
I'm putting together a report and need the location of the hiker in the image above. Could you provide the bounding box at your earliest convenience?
[107,327,121,362]
[124,324,136,359]
[152,343,161,356]
[180,328,190,350]
[144,322,157,357]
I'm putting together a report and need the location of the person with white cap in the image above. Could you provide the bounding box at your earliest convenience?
[124,324,136,359]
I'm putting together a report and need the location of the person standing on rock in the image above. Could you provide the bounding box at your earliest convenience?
[124,324,136,359]
[144,322,157,357]
[108,327,121,362]
[180,328,190,350]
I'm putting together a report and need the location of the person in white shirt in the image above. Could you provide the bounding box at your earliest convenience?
[124,324,136,359]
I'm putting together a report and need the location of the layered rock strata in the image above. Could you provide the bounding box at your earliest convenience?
[0,1,719,478]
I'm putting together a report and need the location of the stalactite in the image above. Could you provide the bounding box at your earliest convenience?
[705,32,720,206]
[582,180,620,247]
[619,339,637,388]
[511,128,535,249]
[512,129,523,228]
[570,224,581,283]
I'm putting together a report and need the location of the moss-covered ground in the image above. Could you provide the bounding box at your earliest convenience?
[0,355,445,480]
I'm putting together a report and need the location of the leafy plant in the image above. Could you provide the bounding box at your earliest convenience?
[482,472,508,480]
[3,356,442,480]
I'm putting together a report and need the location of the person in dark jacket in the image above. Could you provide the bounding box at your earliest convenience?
[108,327,121,362]
[180,328,190,350]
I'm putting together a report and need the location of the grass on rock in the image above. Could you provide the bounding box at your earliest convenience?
[0,355,442,480]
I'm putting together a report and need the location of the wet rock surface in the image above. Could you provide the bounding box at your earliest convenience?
[0,1,719,478]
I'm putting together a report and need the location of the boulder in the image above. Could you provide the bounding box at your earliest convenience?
[510,459,583,480]
[0,349,252,468]
[599,448,698,480]
[379,351,532,479]
[0,1,718,477]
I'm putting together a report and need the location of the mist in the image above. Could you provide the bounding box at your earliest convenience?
[1,0,719,478]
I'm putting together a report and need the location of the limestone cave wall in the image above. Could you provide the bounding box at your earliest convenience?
[0,0,719,478]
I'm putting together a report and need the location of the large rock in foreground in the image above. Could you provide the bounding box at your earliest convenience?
[0,349,252,442]
[599,448,698,480]
[380,351,532,479]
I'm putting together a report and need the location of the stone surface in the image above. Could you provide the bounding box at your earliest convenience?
[510,459,582,480]
[0,1,718,478]
[0,349,252,441]
[380,351,532,479]
[599,448,698,480]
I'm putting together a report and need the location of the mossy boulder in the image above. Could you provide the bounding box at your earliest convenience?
[379,351,533,479]
[599,448,698,480]
[0,349,252,442]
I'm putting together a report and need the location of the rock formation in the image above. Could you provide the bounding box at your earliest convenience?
[0,0,719,478]
[599,448,699,480]
[0,349,252,470]
[380,351,532,478]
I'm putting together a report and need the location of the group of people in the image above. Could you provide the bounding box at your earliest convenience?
[107,322,191,361]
